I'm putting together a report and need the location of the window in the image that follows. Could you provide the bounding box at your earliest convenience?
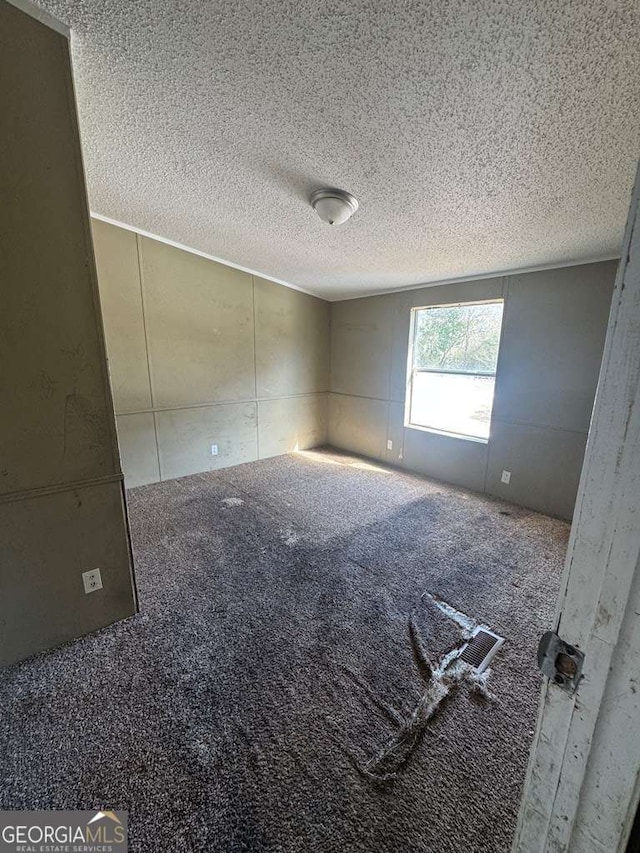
[407,300,504,441]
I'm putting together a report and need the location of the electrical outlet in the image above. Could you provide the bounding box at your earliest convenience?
[387,439,393,451]
[211,444,218,456]
[501,470,511,485]
[82,568,103,594]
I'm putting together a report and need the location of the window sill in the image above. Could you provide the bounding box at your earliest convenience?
[404,422,489,445]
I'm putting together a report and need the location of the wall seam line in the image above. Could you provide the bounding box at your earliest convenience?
[151,411,163,481]
[135,233,155,409]
[330,391,589,439]
[113,391,329,417]
[331,390,392,403]
[0,473,124,505]
[483,277,507,492]
[490,416,589,437]
[135,233,163,481]
[384,401,390,457]
[384,304,393,459]
[252,275,260,460]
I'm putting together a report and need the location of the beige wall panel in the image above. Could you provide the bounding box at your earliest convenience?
[258,395,328,459]
[388,294,413,404]
[140,238,255,408]
[402,427,488,492]
[328,265,612,518]
[255,277,330,398]
[330,295,395,399]
[0,481,136,666]
[156,403,257,481]
[404,277,506,309]
[492,262,615,434]
[92,220,152,413]
[386,402,405,466]
[116,413,160,488]
[0,376,115,496]
[1,6,135,665]
[0,4,119,496]
[485,420,587,520]
[328,394,388,461]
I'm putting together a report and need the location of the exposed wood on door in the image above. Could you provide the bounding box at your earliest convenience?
[513,163,640,852]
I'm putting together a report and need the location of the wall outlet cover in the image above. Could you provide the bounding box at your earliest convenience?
[82,568,103,594]
[387,439,393,451]
[501,470,512,485]
[211,444,218,456]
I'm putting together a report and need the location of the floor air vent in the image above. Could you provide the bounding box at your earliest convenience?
[460,628,505,673]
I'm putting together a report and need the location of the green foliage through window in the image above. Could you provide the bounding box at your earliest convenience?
[408,300,504,440]
[413,302,503,373]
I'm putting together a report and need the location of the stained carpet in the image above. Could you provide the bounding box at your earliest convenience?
[0,448,568,852]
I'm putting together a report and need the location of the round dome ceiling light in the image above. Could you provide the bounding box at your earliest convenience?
[310,187,358,226]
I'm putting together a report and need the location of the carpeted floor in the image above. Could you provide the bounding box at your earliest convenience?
[0,448,568,852]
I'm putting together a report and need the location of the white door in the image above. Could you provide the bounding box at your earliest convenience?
[513,163,640,852]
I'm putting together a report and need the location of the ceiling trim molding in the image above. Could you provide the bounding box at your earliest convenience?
[332,254,621,302]
[90,213,620,302]
[5,0,70,36]
[90,212,325,301]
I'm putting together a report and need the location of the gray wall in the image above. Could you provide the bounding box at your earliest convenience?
[92,220,330,487]
[0,3,136,666]
[329,262,617,519]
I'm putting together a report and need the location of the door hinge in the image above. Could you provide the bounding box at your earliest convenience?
[537,631,584,693]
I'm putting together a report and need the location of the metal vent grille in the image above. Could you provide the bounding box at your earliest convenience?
[460,628,505,673]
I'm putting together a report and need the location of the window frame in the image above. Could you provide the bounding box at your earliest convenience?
[405,298,504,444]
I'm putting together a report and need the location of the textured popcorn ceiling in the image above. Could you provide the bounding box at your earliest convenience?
[30,0,640,299]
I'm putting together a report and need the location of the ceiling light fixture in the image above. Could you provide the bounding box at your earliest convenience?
[310,187,358,226]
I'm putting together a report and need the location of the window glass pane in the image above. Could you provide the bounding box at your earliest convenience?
[409,372,496,439]
[413,302,503,373]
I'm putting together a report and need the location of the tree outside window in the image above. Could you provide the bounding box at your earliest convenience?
[408,301,504,440]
